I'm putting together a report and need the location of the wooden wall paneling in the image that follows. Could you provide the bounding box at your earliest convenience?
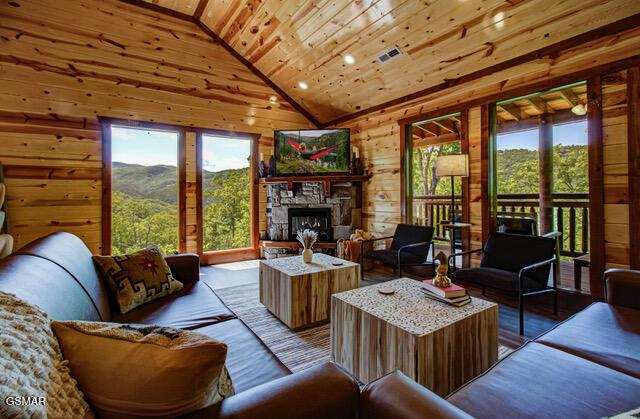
[0,0,312,256]
[588,75,607,298]
[600,71,629,273]
[627,67,640,269]
[400,123,410,223]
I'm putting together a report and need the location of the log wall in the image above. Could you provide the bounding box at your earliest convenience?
[339,26,640,272]
[0,0,312,254]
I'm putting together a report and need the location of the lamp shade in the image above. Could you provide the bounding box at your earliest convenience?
[435,154,469,177]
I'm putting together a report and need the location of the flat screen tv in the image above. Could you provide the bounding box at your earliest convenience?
[274,128,350,175]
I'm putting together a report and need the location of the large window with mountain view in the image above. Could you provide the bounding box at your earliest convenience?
[201,135,251,252]
[110,126,179,255]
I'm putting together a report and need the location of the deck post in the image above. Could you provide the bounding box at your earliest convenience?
[539,114,554,234]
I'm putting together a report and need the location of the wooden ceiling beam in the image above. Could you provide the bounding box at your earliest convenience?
[558,88,582,107]
[498,103,523,120]
[413,133,461,148]
[527,97,555,114]
[431,119,458,134]
[414,124,437,137]
[496,108,586,134]
[193,0,209,20]
[116,0,320,128]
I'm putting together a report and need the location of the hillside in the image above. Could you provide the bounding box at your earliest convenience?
[112,162,220,204]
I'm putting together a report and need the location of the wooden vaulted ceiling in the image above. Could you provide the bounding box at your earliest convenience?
[138,0,640,125]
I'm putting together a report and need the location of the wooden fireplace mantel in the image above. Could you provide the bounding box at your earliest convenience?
[259,175,371,195]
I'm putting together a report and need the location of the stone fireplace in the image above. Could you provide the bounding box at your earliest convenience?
[264,181,362,258]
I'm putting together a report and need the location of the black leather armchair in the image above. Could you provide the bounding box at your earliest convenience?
[360,224,435,280]
[447,233,557,335]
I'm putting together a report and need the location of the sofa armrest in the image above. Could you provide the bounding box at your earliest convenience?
[165,253,200,284]
[605,268,640,309]
[360,371,472,419]
[186,363,359,419]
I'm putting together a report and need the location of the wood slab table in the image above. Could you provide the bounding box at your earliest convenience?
[331,278,498,396]
[259,253,360,330]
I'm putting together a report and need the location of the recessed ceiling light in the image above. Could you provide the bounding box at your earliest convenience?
[344,54,355,64]
[298,81,308,90]
[269,95,278,103]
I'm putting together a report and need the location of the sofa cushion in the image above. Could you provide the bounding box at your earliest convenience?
[53,321,234,418]
[448,342,640,418]
[536,302,640,378]
[93,246,184,314]
[0,291,91,418]
[16,232,111,321]
[114,281,236,329]
[195,319,291,393]
[0,255,102,321]
[451,267,546,292]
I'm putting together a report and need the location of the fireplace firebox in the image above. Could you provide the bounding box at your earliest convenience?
[288,208,332,241]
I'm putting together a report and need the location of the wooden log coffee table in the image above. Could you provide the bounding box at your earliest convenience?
[259,253,360,330]
[331,278,498,396]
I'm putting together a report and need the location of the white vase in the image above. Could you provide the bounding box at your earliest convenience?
[302,248,313,263]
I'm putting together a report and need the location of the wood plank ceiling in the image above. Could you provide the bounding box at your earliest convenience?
[140,0,640,125]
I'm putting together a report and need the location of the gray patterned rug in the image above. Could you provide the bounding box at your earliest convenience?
[214,282,513,373]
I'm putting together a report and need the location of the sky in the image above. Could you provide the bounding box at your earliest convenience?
[111,127,250,171]
[497,120,587,150]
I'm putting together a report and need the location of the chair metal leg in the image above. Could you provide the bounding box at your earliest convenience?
[398,265,403,278]
[519,293,525,336]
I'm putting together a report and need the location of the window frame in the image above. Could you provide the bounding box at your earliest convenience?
[99,117,186,255]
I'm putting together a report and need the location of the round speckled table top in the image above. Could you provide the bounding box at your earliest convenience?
[260,253,359,276]
[332,278,497,336]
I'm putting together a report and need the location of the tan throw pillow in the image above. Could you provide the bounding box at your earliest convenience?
[51,321,234,418]
[93,245,183,314]
[0,291,91,419]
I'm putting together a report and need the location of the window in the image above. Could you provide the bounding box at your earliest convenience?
[201,134,252,252]
[109,125,180,255]
[407,113,463,240]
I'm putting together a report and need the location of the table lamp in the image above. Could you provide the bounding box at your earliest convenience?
[435,154,469,223]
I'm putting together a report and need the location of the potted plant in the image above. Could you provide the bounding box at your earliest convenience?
[296,229,318,263]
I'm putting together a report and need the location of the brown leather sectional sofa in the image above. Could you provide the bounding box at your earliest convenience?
[1,232,639,418]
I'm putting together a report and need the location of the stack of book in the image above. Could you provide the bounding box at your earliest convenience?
[420,281,471,307]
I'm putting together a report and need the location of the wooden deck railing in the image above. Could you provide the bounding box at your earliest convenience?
[412,192,589,257]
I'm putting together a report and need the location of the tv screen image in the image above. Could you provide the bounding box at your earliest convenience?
[274,129,350,175]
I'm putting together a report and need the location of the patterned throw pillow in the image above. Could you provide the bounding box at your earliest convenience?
[0,291,92,418]
[93,245,183,314]
[52,321,234,418]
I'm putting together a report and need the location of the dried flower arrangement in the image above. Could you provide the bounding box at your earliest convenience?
[296,229,318,250]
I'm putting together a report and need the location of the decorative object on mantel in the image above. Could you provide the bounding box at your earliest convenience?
[268,154,276,178]
[258,152,268,178]
[0,164,14,259]
[350,146,363,175]
[296,229,318,263]
[432,251,452,288]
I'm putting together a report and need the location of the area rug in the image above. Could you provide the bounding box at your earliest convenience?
[215,283,513,373]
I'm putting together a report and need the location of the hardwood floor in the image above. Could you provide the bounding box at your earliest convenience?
[203,258,595,350]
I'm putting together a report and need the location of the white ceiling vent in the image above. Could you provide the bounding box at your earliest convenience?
[377,47,402,64]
